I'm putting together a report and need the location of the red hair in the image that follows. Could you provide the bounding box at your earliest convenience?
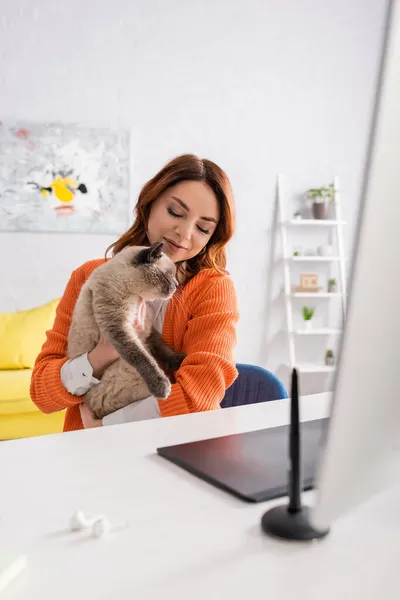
[106,154,235,284]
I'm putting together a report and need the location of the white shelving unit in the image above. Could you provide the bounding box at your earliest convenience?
[289,256,341,262]
[285,219,346,227]
[295,363,336,374]
[292,292,343,298]
[293,329,342,335]
[277,175,347,374]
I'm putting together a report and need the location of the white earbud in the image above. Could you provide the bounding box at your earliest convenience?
[91,516,111,539]
[69,510,93,531]
[69,510,110,538]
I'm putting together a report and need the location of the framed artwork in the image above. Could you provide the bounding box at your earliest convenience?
[300,274,318,289]
[0,121,130,234]
[293,273,320,293]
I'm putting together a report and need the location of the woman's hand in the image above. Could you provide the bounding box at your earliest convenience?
[88,335,119,379]
[79,402,102,429]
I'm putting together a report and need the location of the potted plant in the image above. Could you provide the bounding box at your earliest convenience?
[317,244,333,257]
[302,305,315,331]
[306,183,335,220]
[328,278,337,293]
[325,349,335,366]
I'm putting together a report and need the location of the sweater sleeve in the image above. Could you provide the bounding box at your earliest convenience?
[158,276,239,417]
[30,266,87,414]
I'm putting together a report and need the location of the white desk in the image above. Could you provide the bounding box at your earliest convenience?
[0,393,399,600]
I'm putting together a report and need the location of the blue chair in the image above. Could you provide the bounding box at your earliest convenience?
[221,363,288,408]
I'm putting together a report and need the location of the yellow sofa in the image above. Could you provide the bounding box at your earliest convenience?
[0,299,65,440]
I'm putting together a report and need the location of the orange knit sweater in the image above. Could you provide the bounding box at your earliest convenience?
[30,259,239,432]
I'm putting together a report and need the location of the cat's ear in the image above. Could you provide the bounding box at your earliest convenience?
[147,241,164,262]
[137,241,164,264]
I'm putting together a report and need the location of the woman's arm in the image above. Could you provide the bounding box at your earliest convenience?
[30,268,87,413]
[158,276,239,417]
[31,259,147,418]
[30,264,117,414]
[81,275,238,427]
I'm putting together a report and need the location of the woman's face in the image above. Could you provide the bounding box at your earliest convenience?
[146,180,220,263]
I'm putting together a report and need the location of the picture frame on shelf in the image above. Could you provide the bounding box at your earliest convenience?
[293,273,320,293]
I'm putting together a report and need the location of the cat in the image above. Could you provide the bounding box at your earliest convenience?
[67,242,185,419]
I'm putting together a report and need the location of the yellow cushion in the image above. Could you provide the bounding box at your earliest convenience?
[0,298,59,369]
[0,410,65,440]
[0,370,66,439]
[0,369,37,414]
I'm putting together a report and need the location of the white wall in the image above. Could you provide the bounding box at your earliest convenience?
[0,0,387,392]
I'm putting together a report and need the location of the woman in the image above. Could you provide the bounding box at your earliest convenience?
[30,154,239,431]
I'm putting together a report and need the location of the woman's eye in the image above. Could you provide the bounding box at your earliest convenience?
[167,206,210,234]
[167,207,182,218]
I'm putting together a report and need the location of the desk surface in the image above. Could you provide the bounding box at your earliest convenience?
[0,393,399,600]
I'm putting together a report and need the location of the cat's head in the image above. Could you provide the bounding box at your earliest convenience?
[114,242,178,300]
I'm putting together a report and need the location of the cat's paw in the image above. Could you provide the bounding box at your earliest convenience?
[165,352,186,371]
[149,375,172,399]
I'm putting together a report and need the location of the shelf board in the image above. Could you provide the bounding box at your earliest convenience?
[289,256,341,262]
[285,219,347,227]
[292,363,336,373]
[292,328,342,335]
[291,292,343,298]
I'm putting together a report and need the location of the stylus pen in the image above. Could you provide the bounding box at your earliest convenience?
[288,368,301,513]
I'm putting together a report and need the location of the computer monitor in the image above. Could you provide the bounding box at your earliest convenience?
[309,0,400,532]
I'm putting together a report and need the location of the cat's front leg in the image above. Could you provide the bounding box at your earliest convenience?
[101,327,171,399]
[146,328,186,371]
[144,369,171,399]
[92,291,172,399]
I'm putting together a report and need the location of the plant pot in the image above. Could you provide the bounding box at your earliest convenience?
[304,320,312,331]
[328,283,337,293]
[312,202,330,220]
[325,356,335,366]
[318,245,333,257]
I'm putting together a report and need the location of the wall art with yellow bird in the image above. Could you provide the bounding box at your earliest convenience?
[27,169,90,216]
[0,121,130,233]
